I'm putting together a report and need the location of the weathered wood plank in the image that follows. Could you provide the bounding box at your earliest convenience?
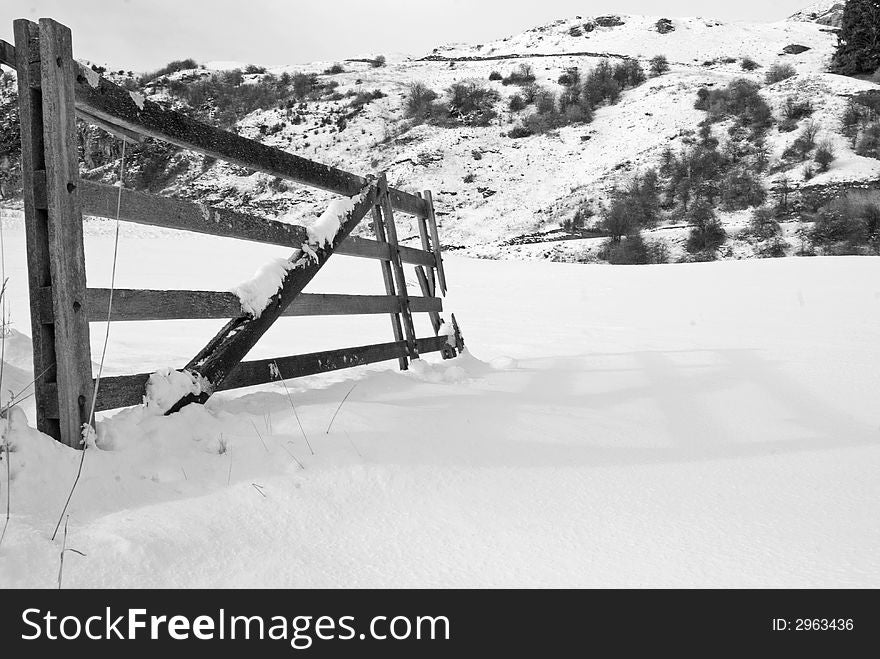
[371,204,407,370]
[37,288,441,322]
[224,336,450,390]
[39,18,95,447]
[75,179,435,265]
[41,335,453,416]
[379,174,418,359]
[415,265,457,359]
[79,179,309,247]
[14,20,58,441]
[76,107,145,143]
[415,192,436,293]
[339,236,435,268]
[0,39,15,68]
[423,190,447,295]
[72,64,428,218]
[165,182,378,414]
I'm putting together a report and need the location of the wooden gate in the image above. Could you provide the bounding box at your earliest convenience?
[0,18,463,447]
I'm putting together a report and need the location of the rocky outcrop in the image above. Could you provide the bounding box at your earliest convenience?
[788,1,846,28]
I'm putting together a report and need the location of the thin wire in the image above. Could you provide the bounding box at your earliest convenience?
[52,137,127,541]
[87,136,128,431]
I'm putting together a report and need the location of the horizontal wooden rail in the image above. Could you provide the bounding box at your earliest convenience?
[40,335,452,416]
[36,287,441,322]
[0,39,14,68]
[222,336,450,391]
[76,179,435,267]
[79,179,309,246]
[71,62,428,218]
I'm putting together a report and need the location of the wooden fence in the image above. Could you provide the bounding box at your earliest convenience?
[0,18,464,448]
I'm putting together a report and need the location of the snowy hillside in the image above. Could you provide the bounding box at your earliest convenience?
[0,210,878,587]
[194,11,880,261]
[4,6,879,263]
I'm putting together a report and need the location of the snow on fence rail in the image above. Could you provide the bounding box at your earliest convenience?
[1,19,464,448]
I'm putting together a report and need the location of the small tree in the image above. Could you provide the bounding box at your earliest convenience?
[371,55,386,68]
[650,55,670,76]
[405,82,438,121]
[856,121,880,158]
[686,201,726,253]
[814,140,836,171]
[601,194,639,242]
[750,206,781,239]
[841,101,863,146]
[613,59,646,88]
[502,63,536,86]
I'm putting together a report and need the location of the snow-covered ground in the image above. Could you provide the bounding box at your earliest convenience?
[0,210,878,587]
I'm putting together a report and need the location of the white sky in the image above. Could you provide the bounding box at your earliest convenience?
[1,0,820,71]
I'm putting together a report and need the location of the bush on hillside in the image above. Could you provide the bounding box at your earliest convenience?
[720,168,766,210]
[502,63,536,86]
[765,62,796,84]
[445,80,500,126]
[348,89,385,110]
[558,67,581,87]
[166,69,294,128]
[140,58,199,83]
[598,232,668,264]
[810,195,880,254]
[855,121,880,159]
[698,78,773,135]
[749,206,781,239]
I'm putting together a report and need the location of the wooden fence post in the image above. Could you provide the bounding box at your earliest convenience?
[378,174,418,361]
[423,190,447,296]
[415,192,436,293]
[371,204,407,371]
[14,19,93,447]
[38,19,94,446]
[13,20,57,441]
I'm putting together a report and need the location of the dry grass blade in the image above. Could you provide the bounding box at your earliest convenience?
[272,360,314,455]
[57,516,86,589]
[0,441,10,550]
[325,383,357,434]
[250,420,270,452]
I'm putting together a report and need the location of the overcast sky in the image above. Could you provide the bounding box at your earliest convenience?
[1,0,819,71]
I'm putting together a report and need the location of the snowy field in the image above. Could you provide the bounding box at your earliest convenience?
[0,211,879,587]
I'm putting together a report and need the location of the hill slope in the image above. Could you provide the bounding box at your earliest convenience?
[1,7,879,261]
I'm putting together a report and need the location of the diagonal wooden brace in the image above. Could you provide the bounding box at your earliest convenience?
[163,180,377,414]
